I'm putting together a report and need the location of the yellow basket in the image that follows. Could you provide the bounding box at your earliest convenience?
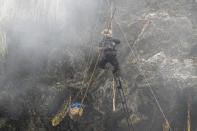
[69,107,83,121]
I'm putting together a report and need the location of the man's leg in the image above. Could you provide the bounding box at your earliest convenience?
[110,55,120,75]
[110,56,122,89]
[96,57,108,79]
[98,57,107,69]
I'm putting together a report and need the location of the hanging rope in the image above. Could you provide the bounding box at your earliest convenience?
[81,48,103,104]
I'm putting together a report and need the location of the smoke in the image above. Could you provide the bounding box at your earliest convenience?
[0,0,104,77]
[1,0,197,130]
[0,0,105,127]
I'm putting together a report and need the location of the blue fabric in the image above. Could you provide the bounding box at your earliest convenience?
[67,103,84,115]
[69,103,84,108]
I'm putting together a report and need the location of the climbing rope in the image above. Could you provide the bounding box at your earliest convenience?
[81,47,103,104]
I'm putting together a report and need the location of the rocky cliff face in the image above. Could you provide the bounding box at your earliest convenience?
[0,0,197,131]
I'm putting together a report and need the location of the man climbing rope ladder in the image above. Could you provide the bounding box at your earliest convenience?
[98,29,122,89]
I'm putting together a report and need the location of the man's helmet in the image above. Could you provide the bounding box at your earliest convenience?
[101,29,112,37]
